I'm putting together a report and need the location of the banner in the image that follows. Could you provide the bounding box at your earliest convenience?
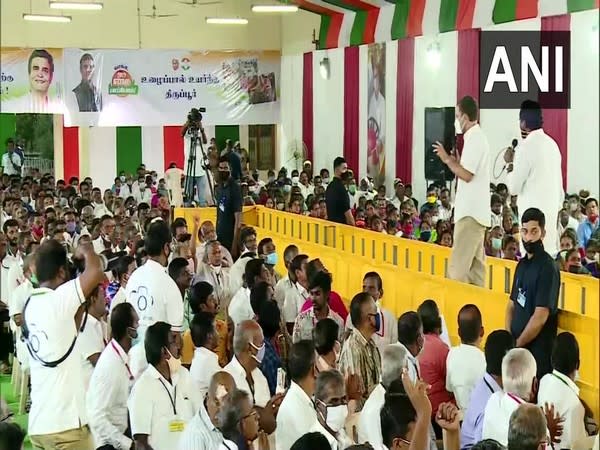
[1,48,65,114]
[367,42,386,185]
[1,48,280,127]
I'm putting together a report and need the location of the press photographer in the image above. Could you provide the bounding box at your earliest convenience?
[22,240,106,450]
[182,107,214,207]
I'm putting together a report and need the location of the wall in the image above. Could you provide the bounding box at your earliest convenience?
[281,9,321,56]
[0,0,281,50]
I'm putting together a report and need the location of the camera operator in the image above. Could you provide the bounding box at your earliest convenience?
[182,108,213,207]
[24,240,106,450]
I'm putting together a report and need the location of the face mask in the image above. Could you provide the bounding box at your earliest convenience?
[66,222,77,233]
[292,176,300,185]
[568,265,582,274]
[21,196,29,203]
[127,326,138,340]
[30,273,38,286]
[283,185,292,193]
[120,176,126,183]
[265,252,278,266]
[59,198,68,207]
[420,230,432,242]
[268,176,275,183]
[520,128,529,140]
[523,239,544,255]
[373,312,382,332]
[324,404,348,433]
[219,171,230,182]
[165,348,182,375]
[431,215,439,225]
[276,203,285,211]
[426,196,437,204]
[491,237,503,250]
[250,342,265,364]
[322,177,329,185]
[455,114,466,134]
[589,214,599,223]
[569,203,578,212]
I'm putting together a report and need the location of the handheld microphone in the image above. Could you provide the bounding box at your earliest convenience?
[511,138,518,150]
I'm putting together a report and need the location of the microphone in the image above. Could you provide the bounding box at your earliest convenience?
[511,138,518,150]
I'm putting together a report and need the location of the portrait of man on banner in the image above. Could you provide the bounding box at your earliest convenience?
[72,52,102,112]
[367,43,386,186]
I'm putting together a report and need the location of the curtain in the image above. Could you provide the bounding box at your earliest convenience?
[457,29,481,108]
[302,52,314,163]
[343,46,360,173]
[541,14,570,189]
[396,37,415,183]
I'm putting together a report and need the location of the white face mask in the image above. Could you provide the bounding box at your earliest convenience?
[432,215,440,225]
[324,404,348,432]
[292,176,300,185]
[165,348,182,376]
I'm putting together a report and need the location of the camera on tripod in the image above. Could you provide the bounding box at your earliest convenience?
[186,107,207,133]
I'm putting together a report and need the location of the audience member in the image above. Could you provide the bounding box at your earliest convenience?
[507,404,548,450]
[446,304,486,413]
[276,340,318,450]
[282,254,309,331]
[229,258,270,327]
[189,312,222,400]
[577,198,599,249]
[258,300,284,396]
[313,318,341,373]
[338,292,382,410]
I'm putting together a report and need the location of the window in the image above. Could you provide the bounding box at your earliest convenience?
[248,125,276,171]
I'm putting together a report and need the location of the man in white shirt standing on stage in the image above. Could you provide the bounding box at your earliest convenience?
[505,100,563,256]
[434,95,491,287]
[24,240,105,450]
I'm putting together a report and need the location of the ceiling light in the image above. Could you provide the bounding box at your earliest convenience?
[206,17,248,25]
[50,1,103,10]
[252,5,298,13]
[23,13,72,22]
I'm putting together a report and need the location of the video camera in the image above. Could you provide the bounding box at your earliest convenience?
[187,107,206,125]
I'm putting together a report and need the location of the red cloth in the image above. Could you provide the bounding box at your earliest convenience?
[300,291,348,323]
[418,333,454,415]
[343,46,359,172]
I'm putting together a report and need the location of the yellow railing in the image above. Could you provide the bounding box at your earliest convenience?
[175,206,600,417]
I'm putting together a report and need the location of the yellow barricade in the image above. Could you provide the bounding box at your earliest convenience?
[175,206,599,417]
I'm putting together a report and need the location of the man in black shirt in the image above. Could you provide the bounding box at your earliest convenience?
[325,157,355,226]
[506,207,559,378]
[215,156,242,256]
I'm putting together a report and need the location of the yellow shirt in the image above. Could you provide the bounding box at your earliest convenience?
[181,318,229,367]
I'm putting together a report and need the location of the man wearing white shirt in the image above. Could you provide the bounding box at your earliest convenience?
[537,332,588,450]
[446,304,486,413]
[194,240,233,312]
[190,312,222,400]
[298,171,314,201]
[434,96,491,287]
[358,343,408,448]
[87,303,139,450]
[276,341,318,450]
[438,188,453,222]
[273,245,299,312]
[79,283,109,390]
[129,322,202,450]
[229,259,270,327]
[283,254,309,331]
[505,100,563,256]
[224,321,278,435]
[92,188,113,219]
[397,311,424,382]
[1,140,23,176]
[482,348,540,446]
[126,220,184,378]
[24,240,105,450]
[93,216,118,255]
[1,219,22,310]
[8,255,35,371]
[178,371,237,450]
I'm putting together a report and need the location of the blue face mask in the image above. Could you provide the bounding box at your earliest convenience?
[265,252,278,266]
[373,311,382,333]
[420,230,432,242]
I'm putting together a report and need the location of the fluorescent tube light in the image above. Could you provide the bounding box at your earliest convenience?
[23,13,72,22]
[50,1,103,10]
[206,17,248,25]
[252,5,298,12]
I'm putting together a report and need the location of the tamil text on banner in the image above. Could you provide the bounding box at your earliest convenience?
[1,48,280,127]
[367,43,386,186]
[0,48,65,114]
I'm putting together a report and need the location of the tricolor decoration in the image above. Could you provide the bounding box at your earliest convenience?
[296,0,598,48]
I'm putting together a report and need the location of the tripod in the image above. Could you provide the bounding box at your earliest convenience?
[183,126,215,206]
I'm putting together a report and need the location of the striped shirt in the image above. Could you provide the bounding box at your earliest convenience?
[178,402,224,450]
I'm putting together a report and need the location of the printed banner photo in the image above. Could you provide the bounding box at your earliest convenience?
[0,48,65,114]
[367,42,386,185]
[1,48,280,127]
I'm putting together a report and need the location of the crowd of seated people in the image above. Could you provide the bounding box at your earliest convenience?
[0,136,598,450]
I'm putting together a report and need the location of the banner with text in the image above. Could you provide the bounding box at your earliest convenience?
[367,43,386,186]
[0,48,280,126]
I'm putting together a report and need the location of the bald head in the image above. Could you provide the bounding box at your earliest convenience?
[508,404,547,450]
[208,371,236,402]
[233,320,264,356]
